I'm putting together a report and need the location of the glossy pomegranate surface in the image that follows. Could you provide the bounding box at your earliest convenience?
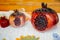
[31,3,59,31]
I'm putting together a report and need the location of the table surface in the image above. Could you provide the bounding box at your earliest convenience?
[0,11,60,40]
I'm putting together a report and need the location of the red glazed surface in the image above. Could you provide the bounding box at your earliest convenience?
[31,3,59,31]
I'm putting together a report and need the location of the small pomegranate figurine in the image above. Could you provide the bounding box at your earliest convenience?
[9,9,25,27]
[0,16,10,28]
[31,3,59,31]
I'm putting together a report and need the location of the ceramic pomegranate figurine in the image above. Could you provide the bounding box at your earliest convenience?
[9,9,26,27]
[31,3,59,31]
[0,16,10,28]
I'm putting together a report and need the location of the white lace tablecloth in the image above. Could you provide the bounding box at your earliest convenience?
[0,11,60,40]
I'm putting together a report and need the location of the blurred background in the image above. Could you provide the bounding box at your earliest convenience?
[0,0,60,13]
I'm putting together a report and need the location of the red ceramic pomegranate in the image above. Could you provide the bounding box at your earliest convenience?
[31,3,59,31]
[0,16,10,28]
[9,9,26,27]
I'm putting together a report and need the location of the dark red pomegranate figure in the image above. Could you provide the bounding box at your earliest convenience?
[31,3,59,31]
[0,16,10,28]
